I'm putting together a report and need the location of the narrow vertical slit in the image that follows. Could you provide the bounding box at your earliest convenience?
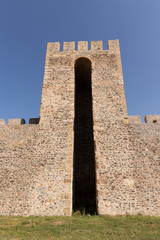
[73,58,97,215]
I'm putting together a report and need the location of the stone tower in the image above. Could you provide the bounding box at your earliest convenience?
[40,40,128,215]
[0,40,160,216]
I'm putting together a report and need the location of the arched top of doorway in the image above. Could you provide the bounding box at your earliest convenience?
[75,57,92,87]
[75,57,92,68]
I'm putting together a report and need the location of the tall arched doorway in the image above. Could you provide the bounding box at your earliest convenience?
[73,57,97,214]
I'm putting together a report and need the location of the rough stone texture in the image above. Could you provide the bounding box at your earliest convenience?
[145,115,160,123]
[0,40,160,216]
[8,118,25,125]
[0,119,5,125]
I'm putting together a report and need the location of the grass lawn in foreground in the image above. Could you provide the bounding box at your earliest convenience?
[0,215,160,240]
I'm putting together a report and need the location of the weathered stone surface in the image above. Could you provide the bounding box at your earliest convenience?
[78,41,88,51]
[145,115,160,123]
[128,115,141,124]
[8,119,25,125]
[0,40,159,217]
[0,119,5,125]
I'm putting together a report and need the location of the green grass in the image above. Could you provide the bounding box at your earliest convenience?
[0,215,160,240]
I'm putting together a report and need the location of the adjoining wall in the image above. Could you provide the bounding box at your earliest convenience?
[96,114,160,216]
[0,40,159,216]
[127,120,160,216]
[0,120,72,216]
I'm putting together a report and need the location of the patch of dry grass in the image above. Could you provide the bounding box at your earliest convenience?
[0,215,160,240]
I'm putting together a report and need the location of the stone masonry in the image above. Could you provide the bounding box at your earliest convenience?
[0,40,160,216]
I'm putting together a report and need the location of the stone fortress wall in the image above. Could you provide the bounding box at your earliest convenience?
[0,40,159,216]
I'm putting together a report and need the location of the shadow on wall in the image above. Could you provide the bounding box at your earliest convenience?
[73,58,97,215]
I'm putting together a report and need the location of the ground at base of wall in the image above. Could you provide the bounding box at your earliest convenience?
[0,215,160,240]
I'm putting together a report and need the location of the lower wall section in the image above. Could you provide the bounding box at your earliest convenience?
[127,123,160,216]
[0,121,160,216]
[95,121,160,216]
[0,124,73,216]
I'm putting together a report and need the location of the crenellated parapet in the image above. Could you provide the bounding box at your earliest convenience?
[46,40,120,57]
[8,119,26,125]
[0,118,40,126]
[127,115,160,124]
[145,115,160,124]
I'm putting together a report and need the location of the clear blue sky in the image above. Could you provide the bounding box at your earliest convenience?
[0,0,160,123]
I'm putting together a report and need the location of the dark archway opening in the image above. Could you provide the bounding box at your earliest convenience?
[73,58,97,214]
